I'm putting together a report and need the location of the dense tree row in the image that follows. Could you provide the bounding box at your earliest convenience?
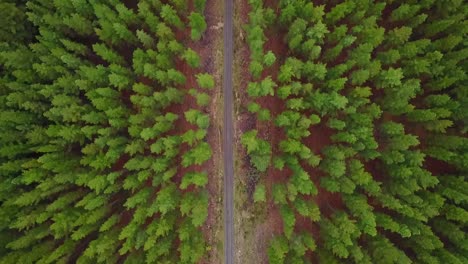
[242,0,467,263]
[0,0,213,263]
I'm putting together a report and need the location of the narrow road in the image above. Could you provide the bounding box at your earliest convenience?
[223,0,234,262]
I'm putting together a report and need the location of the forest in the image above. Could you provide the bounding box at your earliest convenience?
[0,0,217,263]
[240,0,467,263]
[0,0,467,263]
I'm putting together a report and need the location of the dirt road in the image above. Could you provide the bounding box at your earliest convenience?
[223,0,234,263]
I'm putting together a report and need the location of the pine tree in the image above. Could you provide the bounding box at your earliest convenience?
[182,48,201,68]
[161,5,184,29]
[196,73,215,89]
[189,12,207,41]
[253,184,266,203]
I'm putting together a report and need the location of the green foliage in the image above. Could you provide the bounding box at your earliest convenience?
[182,48,201,68]
[244,1,468,264]
[264,51,276,67]
[280,205,296,238]
[185,109,210,129]
[189,89,210,107]
[247,77,276,97]
[161,5,184,29]
[267,235,289,264]
[241,130,272,172]
[180,172,208,189]
[257,108,271,121]
[196,73,215,89]
[253,184,266,203]
[249,60,264,79]
[92,44,125,65]
[182,142,212,167]
[2,0,468,263]
[321,212,361,258]
[136,30,154,48]
[0,1,213,263]
[189,12,207,41]
[194,0,207,13]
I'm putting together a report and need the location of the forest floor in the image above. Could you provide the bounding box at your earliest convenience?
[170,0,225,263]
[233,0,284,263]
[233,0,347,263]
[198,0,225,262]
[233,0,264,262]
[232,1,460,263]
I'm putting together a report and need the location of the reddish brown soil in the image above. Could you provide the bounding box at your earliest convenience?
[250,204,283,263]
[256,2,289,180]
[234,0,285,262]
[258,5,349,261]
[248,1,291,257]
[192,1,224,263]
[424,157,457,175]
[166,1,224,263]
[294,214,319,261]
[234,0,253,133]
[238,1,463,263]
[300,119,344,240]
[303,119,335,155]
[165,52,199,184]
[122,0,138,11]
[234,0,255,190]
[235,0,343,262]
[404,120,459,176]
[99,1,222,262]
